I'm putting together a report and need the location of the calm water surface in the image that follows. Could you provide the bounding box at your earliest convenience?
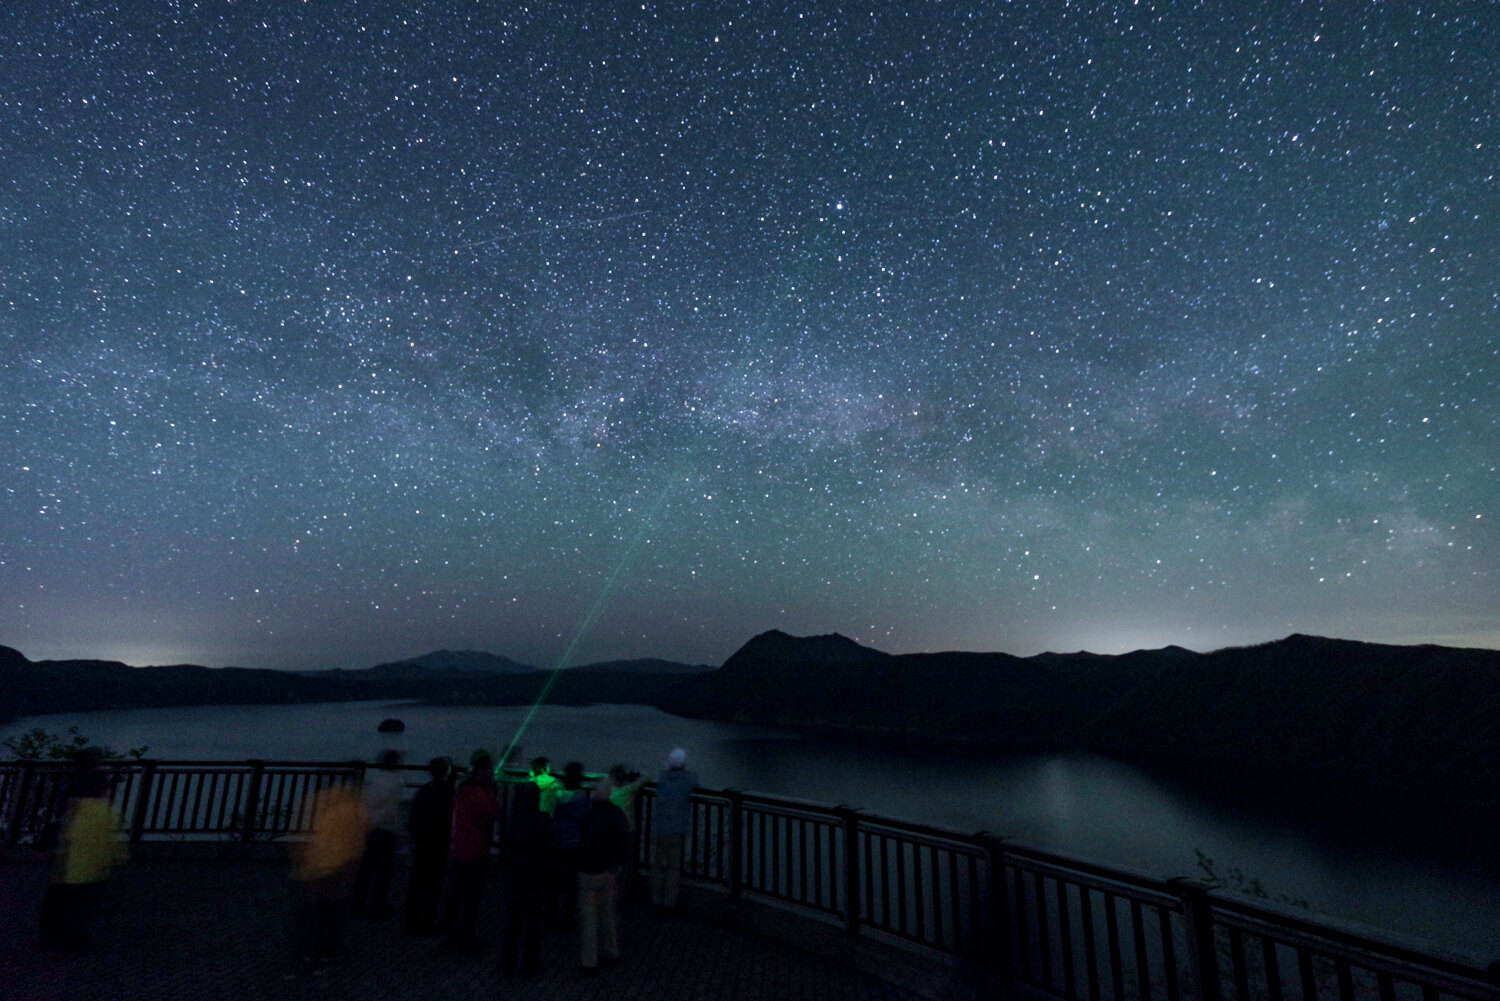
[5,701,1497,961]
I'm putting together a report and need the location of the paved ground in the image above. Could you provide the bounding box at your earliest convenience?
[1,854,931,1001]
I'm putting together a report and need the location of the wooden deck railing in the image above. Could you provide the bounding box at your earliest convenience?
[3,759,1494,1001]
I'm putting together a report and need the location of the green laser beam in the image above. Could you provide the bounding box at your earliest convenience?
[494,214,835,773]
[496,476,680,771]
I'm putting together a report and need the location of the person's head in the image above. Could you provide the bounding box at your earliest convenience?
[666,748,688,771]
[427,756,452,781]
[376,749,402,770]
[591,780,613,802]
[608,763,631,784]
[529,756,550,778]
[562,760,585,790]
[470,749,494,776]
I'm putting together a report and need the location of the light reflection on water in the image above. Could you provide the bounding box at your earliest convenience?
[5,701,1497,960]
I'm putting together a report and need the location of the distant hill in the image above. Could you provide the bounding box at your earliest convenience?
[659,630,1500,810]
[8,633,1500,811]
[309,649,542,681]
[393,649,542,673]
[573,657,715,675]
[0,644,711,723]
[0,644,365,720]
[301,650,712,682]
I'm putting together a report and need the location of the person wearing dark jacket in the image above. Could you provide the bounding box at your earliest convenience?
[404,757,453,935]
[498,781,551,977]
[576,781,630,974]
[548,761,590,927]
[607,762,648,901]
[650,747,698,911]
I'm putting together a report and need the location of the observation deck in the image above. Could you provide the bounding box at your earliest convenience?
[0,851,924,1001]
[2,759,1495,1001]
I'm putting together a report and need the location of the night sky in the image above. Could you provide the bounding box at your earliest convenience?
[3,3,1496,672]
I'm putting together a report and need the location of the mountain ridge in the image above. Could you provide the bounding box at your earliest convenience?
[0,643,712,721]
[5,633,1499,810]
[657,630,1500,810]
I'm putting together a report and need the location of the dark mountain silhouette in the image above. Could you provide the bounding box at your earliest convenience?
[308,649,542,681]
[299,651,711,682]
[391,649,541,673]
[7,632,1500,809]
[0,644,363,718]
[0,644,705,722]
[573,657,715,675]
[656,630,1121,739]
[659,630,1500,810]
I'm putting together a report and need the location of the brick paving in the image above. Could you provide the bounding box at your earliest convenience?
[1,855,932,1001]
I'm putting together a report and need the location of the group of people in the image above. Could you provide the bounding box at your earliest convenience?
[287,744,699,980]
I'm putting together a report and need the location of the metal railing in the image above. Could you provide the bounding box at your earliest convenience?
[3,758,1495,1001]
[657,790,1496,1001]
[1,758,370,845]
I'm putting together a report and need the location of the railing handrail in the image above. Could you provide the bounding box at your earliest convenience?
[1205,888,1491,986]
[1000,840,1186,900]
[3,758,1494,1000]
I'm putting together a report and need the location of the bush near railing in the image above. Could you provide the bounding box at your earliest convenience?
[3,759,1495,1001]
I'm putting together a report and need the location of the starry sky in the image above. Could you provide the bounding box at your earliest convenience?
[3,2,1496,672]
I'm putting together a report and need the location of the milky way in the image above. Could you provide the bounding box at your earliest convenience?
[3,3,1496,670]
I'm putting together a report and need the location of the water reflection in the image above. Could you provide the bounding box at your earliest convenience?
[1041,757,1075,826]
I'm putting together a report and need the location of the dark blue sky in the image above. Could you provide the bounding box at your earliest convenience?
[3,2,1496,670]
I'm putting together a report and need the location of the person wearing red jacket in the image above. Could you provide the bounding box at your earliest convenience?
[439,749,499,952]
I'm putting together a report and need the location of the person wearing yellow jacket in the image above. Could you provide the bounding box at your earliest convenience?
[286,782,367,979]
[39,771,128,952]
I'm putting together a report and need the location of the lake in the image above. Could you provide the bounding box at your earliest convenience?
[4,700,1497,961]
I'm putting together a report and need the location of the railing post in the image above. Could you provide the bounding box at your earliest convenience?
[4,760,37,846]
[979,831,1013,997]
[727,789,744,902]
[837,805,862,937]
[240,760,266,844]
[1171,877,1222,1001]
[129,761,157,843]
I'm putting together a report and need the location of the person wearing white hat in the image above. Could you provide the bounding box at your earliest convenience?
[649,748,697,911]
